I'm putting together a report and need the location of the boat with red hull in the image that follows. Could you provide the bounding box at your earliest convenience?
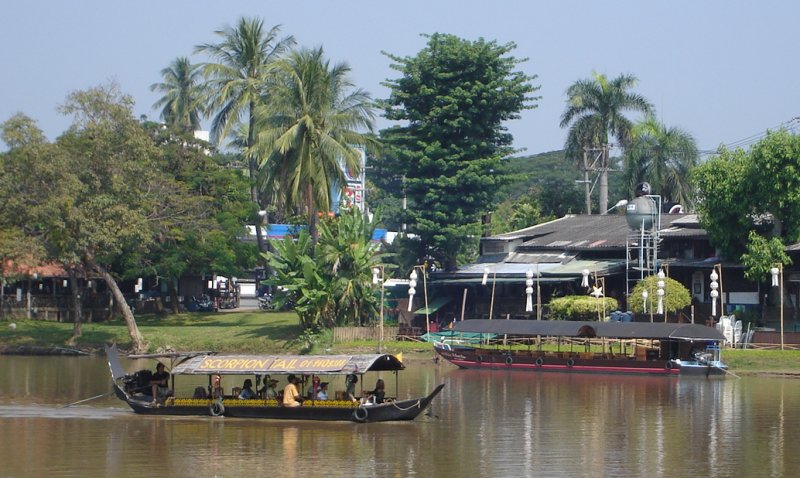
[433,319,728,377]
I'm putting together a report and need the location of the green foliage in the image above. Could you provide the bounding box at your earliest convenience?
[692,130,800,271]
[266,208,386,329]
[150,57,203,133]
[741,231,791,282]
[549,295,619,321]
[381,33,540,270]
[560,72,653,213]
[255,46,376,238]
[623,115,698,207]
[627,275,691,314]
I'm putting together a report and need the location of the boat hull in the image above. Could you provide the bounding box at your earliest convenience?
[435,345,727,377]
[115,383,445,422]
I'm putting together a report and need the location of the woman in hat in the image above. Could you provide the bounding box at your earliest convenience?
[317,382,329,400]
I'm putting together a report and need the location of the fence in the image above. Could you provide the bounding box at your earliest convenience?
[332,326,400,343]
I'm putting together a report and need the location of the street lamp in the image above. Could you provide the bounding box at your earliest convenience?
[710,270,719,319]
[408,265,430,333]
[656,269,665,318]
[642,288,649,322]
[603,199,629,215]
[372,266,385,353]
[770,264,784,351]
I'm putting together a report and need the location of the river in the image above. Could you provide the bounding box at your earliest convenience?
[1,355,798,477]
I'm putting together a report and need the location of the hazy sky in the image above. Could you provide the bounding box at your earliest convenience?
[2,1,798,155]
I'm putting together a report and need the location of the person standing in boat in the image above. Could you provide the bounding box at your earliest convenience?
[307,376,321,399]
[210,375,224,399]
[345,374,359,403]
[150,363,172,405]
[282,375,304,407]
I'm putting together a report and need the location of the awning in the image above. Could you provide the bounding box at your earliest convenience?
[171,354,405,375]
[452,319,725,341]
[414,296,452,315]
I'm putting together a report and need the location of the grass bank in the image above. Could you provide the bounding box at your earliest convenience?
[0,312,798,374]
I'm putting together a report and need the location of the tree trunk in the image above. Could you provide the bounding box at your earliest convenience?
[168,279,180,314]
[67,267,83,345]
[307,183,318,245]
[86,255,146,353]
[598,145,609,214]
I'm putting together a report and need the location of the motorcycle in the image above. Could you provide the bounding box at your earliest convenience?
[188,294,216,312]
[258,294,273,311]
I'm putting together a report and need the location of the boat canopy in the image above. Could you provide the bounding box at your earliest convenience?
[452,319,725,341]
[171,354,405,375]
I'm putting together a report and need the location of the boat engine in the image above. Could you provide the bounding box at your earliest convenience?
[121,369,153,396]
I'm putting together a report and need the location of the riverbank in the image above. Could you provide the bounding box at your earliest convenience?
[1,312,799,375]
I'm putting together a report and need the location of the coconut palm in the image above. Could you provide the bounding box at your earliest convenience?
[560,72,653,214]
[623,115,699,209]
[150,57,203,133]
[195,17,295,253]
[255,47,376,241]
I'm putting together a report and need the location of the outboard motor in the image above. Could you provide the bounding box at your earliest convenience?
[122,369,153,396]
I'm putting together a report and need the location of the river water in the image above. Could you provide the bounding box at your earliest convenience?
[1,355,799,477]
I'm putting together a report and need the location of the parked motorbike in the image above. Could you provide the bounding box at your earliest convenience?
[188,294,216,312]
[258,294,273,311]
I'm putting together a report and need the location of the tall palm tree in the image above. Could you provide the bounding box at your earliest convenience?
[560,72,653,214]
[150,57,203,133]
[623,115,699,209]
[255,47,376,241]
[195,17,295,254]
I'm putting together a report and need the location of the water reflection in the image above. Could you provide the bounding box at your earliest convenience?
[1,356,800,476]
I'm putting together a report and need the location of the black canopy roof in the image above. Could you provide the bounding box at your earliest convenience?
[452,319,725,341]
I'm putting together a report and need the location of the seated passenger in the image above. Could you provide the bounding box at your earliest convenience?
[259,377,279,399]
[193,386,208,399]
[317,382,329,400]
[282,374,304,407]
[365,378,385,404]
[238,379,257,399]
[307,376,321,399]
[150,363,172,405]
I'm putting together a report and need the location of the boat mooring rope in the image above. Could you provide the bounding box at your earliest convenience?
[390,399,421,411]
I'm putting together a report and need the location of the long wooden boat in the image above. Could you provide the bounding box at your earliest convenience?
[106,345,444,422]
[433,319,728,377]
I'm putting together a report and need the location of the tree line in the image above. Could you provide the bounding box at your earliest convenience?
[2,15,798,350]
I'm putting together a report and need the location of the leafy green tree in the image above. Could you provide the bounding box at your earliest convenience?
[694,130,800,277]
[623,115,698,208]
[266,207,384,328]
[381,33,540,270]
[195,17,295,254]
[560,72,653,214]
[627,276,691,315]
[150,57,204,133]
[255,47,376,241]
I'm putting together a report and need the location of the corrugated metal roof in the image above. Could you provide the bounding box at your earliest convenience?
[487,214,703,251]
[453,319,725,341]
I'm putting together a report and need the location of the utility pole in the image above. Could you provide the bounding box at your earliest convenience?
[582,147,592,215]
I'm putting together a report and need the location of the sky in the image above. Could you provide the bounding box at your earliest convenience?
[1,1,799,155]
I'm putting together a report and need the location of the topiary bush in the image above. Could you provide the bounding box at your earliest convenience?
[549,295,619,321]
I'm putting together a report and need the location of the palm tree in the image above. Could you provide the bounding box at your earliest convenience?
[255,47,376,241]
[623,115,698,209]
[195,17,295,254]
[150,57,203,133]
[560,72,653,214]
